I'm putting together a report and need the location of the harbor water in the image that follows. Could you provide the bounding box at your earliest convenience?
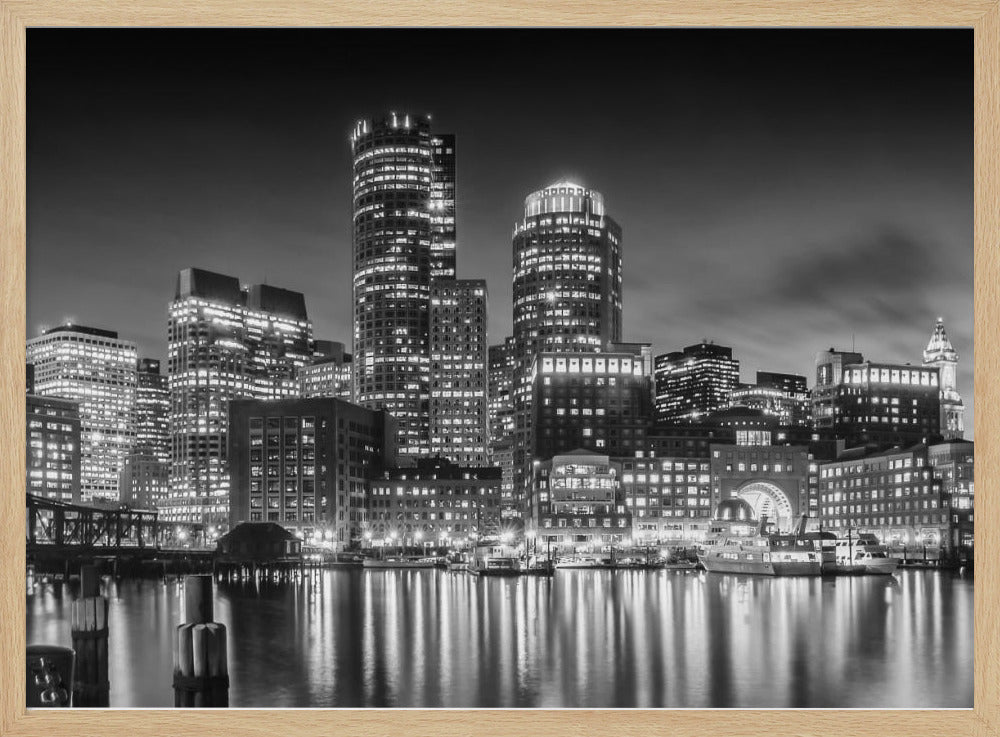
[26,567,973,708]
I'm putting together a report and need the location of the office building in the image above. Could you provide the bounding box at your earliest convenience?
[298,340,353,400]
[228,397,397,547]
[488,336,516,446]
[120,358,170,509]
[27,324,137,502]
[351,112,453,456]
[429,279,489,465]
[812,348,941,449]
[368,457,502,549]
[165,267,313,525]
[27,391,81,503]
[928,440,974,549]
[923,318,965,439]
[654,342,740,424]
[729,371,811,428]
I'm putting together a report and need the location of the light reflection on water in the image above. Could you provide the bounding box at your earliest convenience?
[26,568,973,708]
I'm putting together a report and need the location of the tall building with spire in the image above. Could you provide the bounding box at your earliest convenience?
[923,317,964,439]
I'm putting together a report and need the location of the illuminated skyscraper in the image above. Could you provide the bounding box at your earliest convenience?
[510,181,623,509]
[27,324,137,503]
[654,342,740,424]
[120,358,170,509]
[298,340,353,400]
[351,112,456,456]
[923,317,964,439]
[166,267,312,525]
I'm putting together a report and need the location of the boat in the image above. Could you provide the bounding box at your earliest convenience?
[831,534,899,575]
[519,556,555,576]
[554,556,611,569]
[362,557,437,569]
[698,500,822,577]
[469,543,520,576]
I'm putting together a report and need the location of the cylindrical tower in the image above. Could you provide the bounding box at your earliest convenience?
[351,112,434,455]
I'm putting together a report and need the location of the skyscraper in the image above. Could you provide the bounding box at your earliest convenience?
[298,340,353,400]
[429,279,489,466]
[165,267,312,525]
[120,358,170,509]
[350,112,455,456]
[923,318,965,439]
[510,181,623,507]
[488,336,516,447]
[654,342,740,424]
[26,325,137,503]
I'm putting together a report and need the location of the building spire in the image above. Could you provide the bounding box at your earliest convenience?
[924,316,956,363]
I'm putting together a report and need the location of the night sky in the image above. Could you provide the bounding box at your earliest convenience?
[26,29,974,435]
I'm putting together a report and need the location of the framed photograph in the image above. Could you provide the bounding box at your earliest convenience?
[2,1,998,736]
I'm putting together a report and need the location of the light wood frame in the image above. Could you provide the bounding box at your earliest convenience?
[1,2,997,735]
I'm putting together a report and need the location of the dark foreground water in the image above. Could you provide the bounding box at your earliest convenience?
[27,568,973,708]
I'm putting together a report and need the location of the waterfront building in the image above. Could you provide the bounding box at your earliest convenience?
[166,267,313,526]
[812,348,941,449]
[654,342,740,424]
[351,112,450,457]
[511,181,623,508]
[817,444,951,547]
[228,397,397,548]
[923,318,965,439]
[26,390,81,503]
[298,340,353,400]
[528,450,631,553]
[529,348,653,461]
[368,457,502,549]
[621,452,713,543]
[729,371,811,427]
[26,324,137,503]
[491,436,517,520]
[120,358,170,509]
[429,279,489,465]
[927,440,974,549]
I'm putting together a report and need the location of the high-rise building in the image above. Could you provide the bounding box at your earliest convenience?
[923,318,965,439]
[27,325,137,502]
[166,267,313,525]
[728,371,811,428]
[488,336,516,446]
[927,440,974,549]
[27,392,81,503]
[120,358,170,509]
[298,340,353,400]
[654,342,740,424]
[812,348,941,449]
[351,112,454,456]
[429,279,489,465]
[511,181,623,509]
[228,397,396,548]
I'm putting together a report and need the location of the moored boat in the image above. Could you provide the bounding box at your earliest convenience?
[469,543,520,576]
[831,534,899,575]
[362,557,437,569]
[698,500,822,577]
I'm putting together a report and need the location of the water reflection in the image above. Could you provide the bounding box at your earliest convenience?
[26,569,973,708]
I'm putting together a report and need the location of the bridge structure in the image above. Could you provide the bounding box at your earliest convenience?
[26,494,215,577]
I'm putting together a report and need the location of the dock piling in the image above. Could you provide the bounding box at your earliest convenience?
[173,574,229,707]
[70,564,109,707]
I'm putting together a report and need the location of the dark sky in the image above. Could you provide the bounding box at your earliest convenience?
[26,29,974,435]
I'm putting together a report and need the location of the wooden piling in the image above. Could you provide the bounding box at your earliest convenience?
[70,564,109,707]
[173,574,229,707]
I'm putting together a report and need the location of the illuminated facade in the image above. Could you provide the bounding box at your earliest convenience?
[511,181,623,507]
[351,112,452,456]
[298,340,353,400]
[728,371,811,427]
[922,318,965,440]
[120,358,170,509]
[528,450,630,552]
[530,349,653,461]
[818,444,950,547]
[368,457,502,548]
[429,279,489,465]
[27,325,137,503]
[488,336,516,446]
[166,268,313,526]
[812,349,941,449]
[927,441,974,549]
[228,397,396,547]
[26,392,81,503]
[653,342,739,424]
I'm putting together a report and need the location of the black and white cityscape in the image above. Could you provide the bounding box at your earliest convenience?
[25,29,973,709]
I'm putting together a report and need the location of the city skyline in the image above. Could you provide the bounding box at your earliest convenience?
[26,29,973,433]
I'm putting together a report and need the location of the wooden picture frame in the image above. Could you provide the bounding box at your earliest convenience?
[1,1,997,735]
